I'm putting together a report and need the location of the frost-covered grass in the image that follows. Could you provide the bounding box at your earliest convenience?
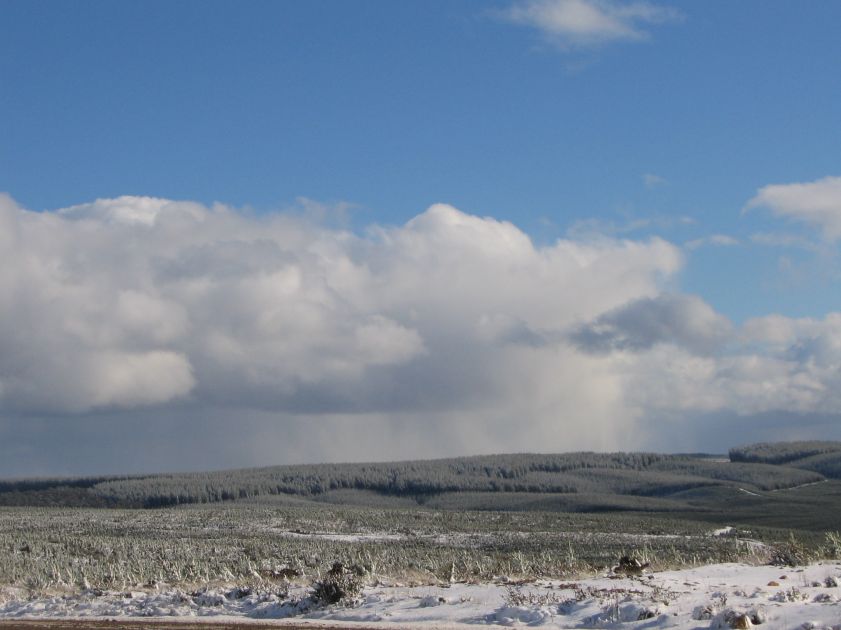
[0,503,790,596]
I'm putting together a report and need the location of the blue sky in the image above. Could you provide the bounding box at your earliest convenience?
[1,1,840,475]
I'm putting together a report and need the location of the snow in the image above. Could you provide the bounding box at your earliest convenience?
[2,562,840,628]
[712,527,737,537]
[272,530,406,544]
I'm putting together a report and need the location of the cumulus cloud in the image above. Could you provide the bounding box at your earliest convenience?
[58,195,206,227]
[2,193,841,473]
[502,0,681,48]
[0,195,677,419]
[746,176,841,240]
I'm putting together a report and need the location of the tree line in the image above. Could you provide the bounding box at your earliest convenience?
[0,446,829,509]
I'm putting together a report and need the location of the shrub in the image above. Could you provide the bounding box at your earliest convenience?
[820,531,841,559]
[768,534,809,567]
[310,562,364,606]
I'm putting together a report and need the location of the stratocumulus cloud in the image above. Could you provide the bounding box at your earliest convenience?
[1,193,840,473]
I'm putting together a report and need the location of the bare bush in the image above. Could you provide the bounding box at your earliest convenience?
[309,562,364,606]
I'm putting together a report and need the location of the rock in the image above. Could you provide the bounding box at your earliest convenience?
[767,581,780,587]
[825,576,838,587]
[726,612,753,629]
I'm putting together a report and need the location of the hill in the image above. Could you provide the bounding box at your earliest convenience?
[1,443,838,527]
[729,441,841,478]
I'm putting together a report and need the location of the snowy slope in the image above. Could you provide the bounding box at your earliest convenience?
[2,562,840,629]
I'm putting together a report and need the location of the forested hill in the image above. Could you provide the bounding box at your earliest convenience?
[1,443,836,509]
[729,441,841,478]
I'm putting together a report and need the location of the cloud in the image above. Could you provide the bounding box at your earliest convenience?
[749,232,823,252]
[625,348,833,417]
[624,312,841,418]
[643,173,667,188]
[746,176,841,240]
[569,293,733,355]
[2,193,841,474]
[685,234,739,251]
[0,195,678,420]
[742,312,841,367]
[58,195,207,227]
[566,213,694,240]
[502,0,681,48]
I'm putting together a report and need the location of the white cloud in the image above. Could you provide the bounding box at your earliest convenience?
[2,193,841,470]
[625,348,832,417]
[58,195,207,227]
[86,351,196,409]
[643,173,667,188]
[746,176,841,240]
[0,195,678,424]
[567,213,695,240]
[502,0,681,47]
[685,234,739,251]
[741,313,810,348]
[749,232,823,252]
[743,312,841,366]
[624,312,841,417]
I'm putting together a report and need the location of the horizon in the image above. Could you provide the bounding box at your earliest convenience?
[2,0,841,477]
[0,444,742,481]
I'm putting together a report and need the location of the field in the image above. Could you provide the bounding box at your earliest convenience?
[2,443,841,626]
[1,502,840,627]
[0,502,777,593]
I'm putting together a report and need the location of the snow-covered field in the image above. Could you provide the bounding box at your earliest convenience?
[2,561,839,629]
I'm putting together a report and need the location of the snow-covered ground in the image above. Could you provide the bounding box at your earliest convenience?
[1,562,840,629]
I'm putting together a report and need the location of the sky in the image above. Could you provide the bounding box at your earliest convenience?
[1,0,840,476]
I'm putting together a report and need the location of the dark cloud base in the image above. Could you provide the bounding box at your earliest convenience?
[3,408,840,478]
[639,411,841,455]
